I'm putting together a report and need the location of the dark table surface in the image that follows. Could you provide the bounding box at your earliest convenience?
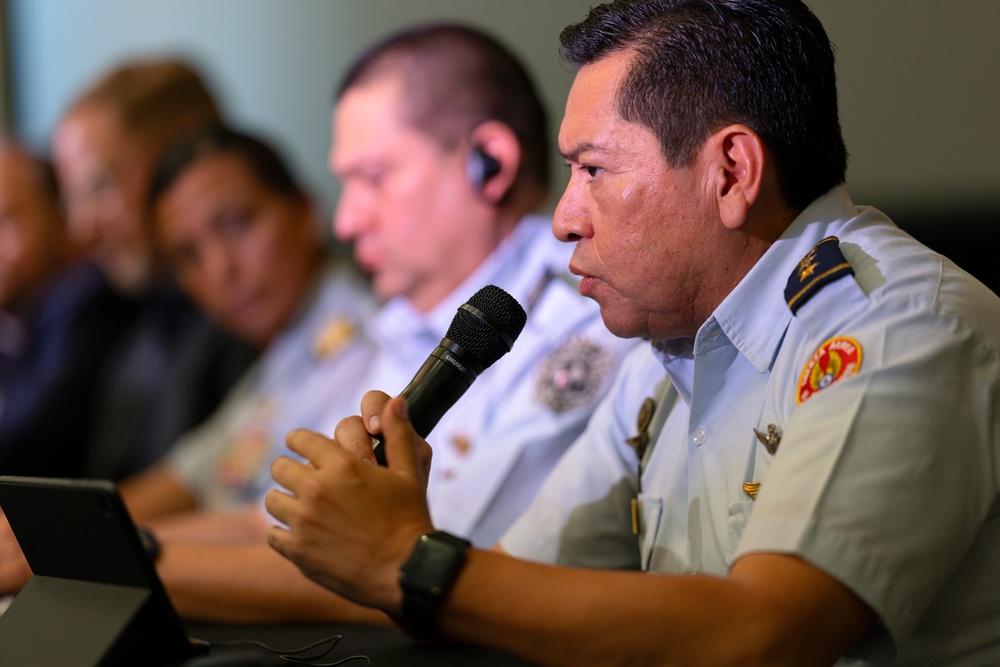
[183,621,533,667]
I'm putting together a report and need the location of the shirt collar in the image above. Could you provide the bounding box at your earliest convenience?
[657,186,858,375]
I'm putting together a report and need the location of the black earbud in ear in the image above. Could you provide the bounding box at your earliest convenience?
[467,145,501,192]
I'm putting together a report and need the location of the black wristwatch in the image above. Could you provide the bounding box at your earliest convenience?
[398,531,471,625]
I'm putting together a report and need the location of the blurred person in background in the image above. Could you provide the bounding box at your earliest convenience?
[0,139,132,475]
[51,58,257,479]
[119,124,378,525]
[324,23,637,548]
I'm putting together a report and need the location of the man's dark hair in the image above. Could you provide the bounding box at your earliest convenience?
[560,0,847,210]
[336,23,550,194]
[148,124,306,209]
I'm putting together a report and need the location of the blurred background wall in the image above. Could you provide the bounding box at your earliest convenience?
[2,0,998,288]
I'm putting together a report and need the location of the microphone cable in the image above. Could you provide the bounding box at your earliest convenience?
[188,634,370,666]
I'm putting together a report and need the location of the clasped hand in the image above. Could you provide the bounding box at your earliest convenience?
[265,390,435,615]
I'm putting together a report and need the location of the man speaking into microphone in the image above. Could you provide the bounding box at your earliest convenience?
[268,1,1000,664]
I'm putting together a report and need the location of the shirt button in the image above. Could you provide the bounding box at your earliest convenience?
[691,426,708,446]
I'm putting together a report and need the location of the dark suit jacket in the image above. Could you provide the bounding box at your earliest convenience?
[0,260,134,476]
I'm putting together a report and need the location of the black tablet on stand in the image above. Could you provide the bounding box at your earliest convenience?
[0,476,210,666]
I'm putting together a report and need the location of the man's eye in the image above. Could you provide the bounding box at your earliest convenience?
[218,210,252,236]
[352,169,385,188]
[565,162,602,180]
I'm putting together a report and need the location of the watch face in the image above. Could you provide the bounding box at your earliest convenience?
[400,533,470,597]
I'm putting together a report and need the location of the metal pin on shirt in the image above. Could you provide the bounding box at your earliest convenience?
[753,423,782,455]
[626,397,656,534]
[744,424,781,500]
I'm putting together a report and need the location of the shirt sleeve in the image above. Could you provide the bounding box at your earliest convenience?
[736,288,1000,653]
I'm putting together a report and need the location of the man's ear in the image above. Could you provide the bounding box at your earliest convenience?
[707,124,765,230]
[467,121,521,205]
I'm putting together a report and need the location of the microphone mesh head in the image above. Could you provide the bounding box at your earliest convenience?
[446,285,527,369]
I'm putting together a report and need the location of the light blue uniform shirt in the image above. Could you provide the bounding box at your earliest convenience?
[503,188,1000,665]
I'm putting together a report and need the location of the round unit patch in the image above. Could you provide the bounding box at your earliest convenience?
[535,336,614,413]
[796,336,862,404]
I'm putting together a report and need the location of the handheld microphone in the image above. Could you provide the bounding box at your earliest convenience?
[371,284,527,465]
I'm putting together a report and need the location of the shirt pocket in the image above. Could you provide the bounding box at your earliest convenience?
[726,499,755,566]
[638,493,663,571]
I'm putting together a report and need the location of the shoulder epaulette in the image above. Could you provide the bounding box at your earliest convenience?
[784,236,854,314]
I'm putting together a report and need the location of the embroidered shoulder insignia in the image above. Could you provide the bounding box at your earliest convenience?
[796,336,862,404]
[784,236,854,314]
[312,316,356,360]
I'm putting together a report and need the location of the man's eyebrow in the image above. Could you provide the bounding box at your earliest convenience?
[560,142,600,163]
[332,160,380,178]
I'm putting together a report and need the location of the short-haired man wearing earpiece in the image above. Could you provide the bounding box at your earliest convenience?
[326,23,636,546]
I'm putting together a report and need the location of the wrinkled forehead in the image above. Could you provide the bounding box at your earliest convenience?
[559,52,635,152]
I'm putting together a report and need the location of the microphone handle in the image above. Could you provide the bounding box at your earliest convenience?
[370,344,479,465]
